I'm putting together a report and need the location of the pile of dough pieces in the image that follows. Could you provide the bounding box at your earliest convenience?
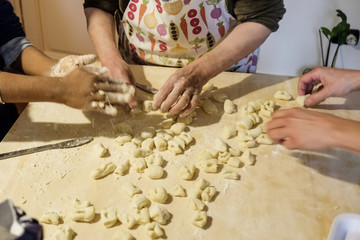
[40,83,305,240]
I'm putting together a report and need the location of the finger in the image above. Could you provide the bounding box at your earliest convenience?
[152,87,174,111]
[178,93,199,117]
[75,54,98,66]
[168,91,192,115]
[82,66,109,75]
[159,87,184,113]
[94,81,136,94]
[267,126,291,145]
[305,89,330,106]
[105,92,136,105]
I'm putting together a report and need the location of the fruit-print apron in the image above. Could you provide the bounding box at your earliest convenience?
[118,0,259,73]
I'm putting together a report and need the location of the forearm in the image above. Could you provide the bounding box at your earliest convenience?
[19,46,57,76]
[191,22,271,80]
[332,118,360,155]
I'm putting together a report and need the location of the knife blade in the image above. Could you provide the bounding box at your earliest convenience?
[0,136,93,160]
[136,83,158,94]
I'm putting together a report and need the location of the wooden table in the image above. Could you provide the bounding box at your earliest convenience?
[0,65,359,240]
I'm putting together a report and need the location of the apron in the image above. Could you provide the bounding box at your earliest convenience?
[118,0,259,73]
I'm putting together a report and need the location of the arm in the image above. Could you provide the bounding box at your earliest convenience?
[298,67,360,107]
[266,108,360,155]
[152,22,271,117]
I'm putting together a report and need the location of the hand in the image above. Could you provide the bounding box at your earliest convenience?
[298,67,360,106]
[50,54,100,77]
[267,107,352,151]
[60,68,136,115]
[152,65,207,117]
[101,58,136,86]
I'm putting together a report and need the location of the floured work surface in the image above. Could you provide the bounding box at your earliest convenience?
[0,65,360,240]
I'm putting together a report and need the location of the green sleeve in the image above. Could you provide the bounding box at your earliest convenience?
[228,0,286,32]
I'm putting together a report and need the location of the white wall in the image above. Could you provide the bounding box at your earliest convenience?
[257,0,360,76]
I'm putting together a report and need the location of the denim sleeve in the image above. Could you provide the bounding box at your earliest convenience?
[0,37,32,70]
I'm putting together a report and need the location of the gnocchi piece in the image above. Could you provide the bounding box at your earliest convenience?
[92,143,108,157]
[133,208,150,225]
[201,186,217,202]
[239,140,256,149]
[160,118,175,129]
[256,133,273,145]
[131,136,142,146]
[274,90,292,100]
[169,184,187,197]
[112,230,134,240]
[142,100,153,112]
[145,222,165,239]
[121,182,142,197]
[90,162,116,179]
[188,197,206,211]
[141,138,155,151]
[69,199,95,222]
[114,160,130,176]
[100,207,117,228]
[215,138,228,152]
[222,125,237,139]
[248,112,261,124]
[145,154,164,166]
[132,194,151,210]
[40,212,61,225]
[117,122,133,135]
[236,116,254,130]
[149,204,171,225]
[54,224,75,240]
[223,99,237,114]
[246,125,263,139]
[228,147,242,157]
[179,132,194,145]
[177,114,193,125]
[174,135,186,150]
[227,157,243,168]
[202,99,218,115]
[130,158,147,173]
[197,150,216,161]
[202,81,217,91]
[140,127,156,140]
[145,165,164,179]
[191,210,208,228]
[179,164,196,180]
[195,178,210,190]
[198,159,218,173]
[167,140,183,155]
[212,91,228,103]
[248,100,262,112]
[296,94,309,107]
[241,150,256,166]
[131,147,151,158]
[147,187,168,203]
[117,212,137,229]
[188,188,203,199]
[130,107,143,117]
[156,129,173,141]
[115,133,133,146]
[154,136,167,151]
[218,151,231,164]
[222,169,240,180]
[170,122,186,135]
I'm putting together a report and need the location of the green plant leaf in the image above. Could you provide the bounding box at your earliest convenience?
[336,9,347,22]
[321,27,332,38]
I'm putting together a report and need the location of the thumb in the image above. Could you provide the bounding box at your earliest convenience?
[305,89,330,106]
[75,54,98,66]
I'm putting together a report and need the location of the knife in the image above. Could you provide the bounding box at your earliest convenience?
[136,83,158,94]
[0,136,93,160]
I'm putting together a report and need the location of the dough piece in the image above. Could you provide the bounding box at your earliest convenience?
[133,208,150,225]
[145,165,164,179]
[167,140,183,155]
[145,222,165,239]
[179,164,196,180]
[149,204,171,225]
[143,100,153,112]
[227,157,243,168]
[215,138,228,152]
[201,186,217,202]
[112,230,134,240]
[54,224,75,240]
[145,154,164,166]
[236,116,254,130]
[202,81,217,91]
[40,212,61,225]
[141,138,155,151]
[130,107,143,117]
[241,150,256,166]
[259,106,273,118]
[212,91,228,103]
[132,194,151,210]
[160,118,175,129]
[222,125,237,139]
[188,188,202,199]
[188,197,206,211]
[131,147,152,158]
[114,160,130,176]
[179,132,194,145]
[228,147,241,157]
[198,159,218,173]
[140,127,156,140]
[156,129,173,141]
[256,133,273,145]
[69,199,95,222]
[117,212,137,229]
[170,122,186,135]
[197,150,217,161]
[147,187,168,203]
[246,125,263,139]
[222,169,240,180]
[121,182,142,197]
[195,178,210,190]
[115,133,133,146]
[130,158,147,173]
[173,135,186,150]
[223,99,237,114]
[93,143,108,157]
[117,122,133,135]
[239,140,256,149]
[274,90,292,100]
[131,135,142,146]
[296,94,309,107]
[154,136,167,151]
[101,207,117,228]
[177,114,193,125]
[218,151,231,164]
[170,184,187,197]
[248,112,261,124]
[90,162,116,179]
[202,99,218,115]
[191,210,208,228]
